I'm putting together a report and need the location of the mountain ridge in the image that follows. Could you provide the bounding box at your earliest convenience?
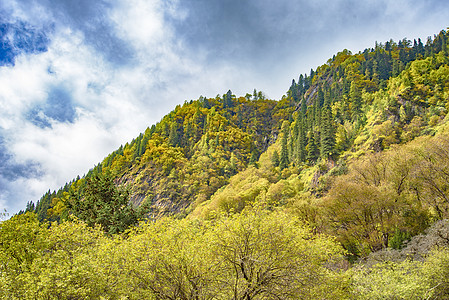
[25,29,449,254]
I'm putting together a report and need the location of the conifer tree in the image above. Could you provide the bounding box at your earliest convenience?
[306,132,319,163]
[271,150,280,167]
[392,59,400,77]
[313,97,321,130]
[168,122,180,147]
[301,97,307,115]
[223,90,233,108]
[295,109,306,164]
[253,89,258,100]
[279,121,290,170]
[350,81,362,120]
[317,87,325,107]
[320,97,335,158]
[249,150,259,166]
[134,136,142,160]
[67,172,139,234]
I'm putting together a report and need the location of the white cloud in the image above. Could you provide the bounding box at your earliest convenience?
[0,0,204,213]
[109,0,166,49]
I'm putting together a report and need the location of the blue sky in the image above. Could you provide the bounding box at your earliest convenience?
[0,0,448,215]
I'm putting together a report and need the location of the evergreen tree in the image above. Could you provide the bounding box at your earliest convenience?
[249,150,259,167]
[289,79,297,101]
[36,191,52,221]
[253,89,258,100]
[133,136,142,159]
[168,122,180,147]
[317,87,325,107]
[306,132,319,163]
[202,97,211,109]
[300,97,307,115]
[223,90,233,108]
[313,99,321,128]
[392,59,400,77]
[25,201,35,213]
[279,121,290,170]
[417,38,425,57]
[320,99,335,158]
[271,150,280,167]
[67,172,139,234]
[296,122,306,164]
[291,116,299,158]
[295,108,306,164]
[350,81,362,121]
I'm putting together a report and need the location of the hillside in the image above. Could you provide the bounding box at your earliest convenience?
[30,29,449,220]
[3,28,449,298]
[30,29,449,241]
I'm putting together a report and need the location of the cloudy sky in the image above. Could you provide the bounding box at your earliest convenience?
[0,0,448,214]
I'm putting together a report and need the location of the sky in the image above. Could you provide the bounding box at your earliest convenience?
[0,0,448,215]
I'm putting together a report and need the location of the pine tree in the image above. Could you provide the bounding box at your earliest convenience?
[223,90,233,108]
[279,121,290,170]
[253,89,258,100]
[168,122,180,147]
[291,116,299,158]
[297,123,306,164]
[417,38,425,57]
[317,87,325,107]
[25,201,35,213]
[67,172,139,234]
[301,98,307,115]
[249,150,259,166]
[320,98,335,158]
[350,81,362,121]
[306,132,319,163]
[295,109,306,164]
[313,99,321,128]
[271,150,280,167]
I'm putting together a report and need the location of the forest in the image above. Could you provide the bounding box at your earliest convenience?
[2,29,449,299]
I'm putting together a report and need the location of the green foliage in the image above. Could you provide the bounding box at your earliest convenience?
[271,149,280,167]
[1,210,349,299]
[388,229,412,249]
[320,99,335,158]
[0,212,49,298]
[22,29,449,287]
[306,132,319,163]
[351,245,449,299]
[67,172,139,234]
[351,260,431,299]
[34,29,449,226]
[279,120,290,169]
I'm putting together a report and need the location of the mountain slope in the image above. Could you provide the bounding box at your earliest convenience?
[27,29,449,257]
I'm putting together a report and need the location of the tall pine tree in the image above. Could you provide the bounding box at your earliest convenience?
[320,96,335,158]
[350,81,362,121]
[279,121,290,170]
[306,132,319,163]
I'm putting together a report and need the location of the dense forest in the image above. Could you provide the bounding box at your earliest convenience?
[3,29,449,298]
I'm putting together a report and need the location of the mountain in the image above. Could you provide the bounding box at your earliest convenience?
[28,29,449,244]
[20,30,447,241]
[4,28,449,298]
